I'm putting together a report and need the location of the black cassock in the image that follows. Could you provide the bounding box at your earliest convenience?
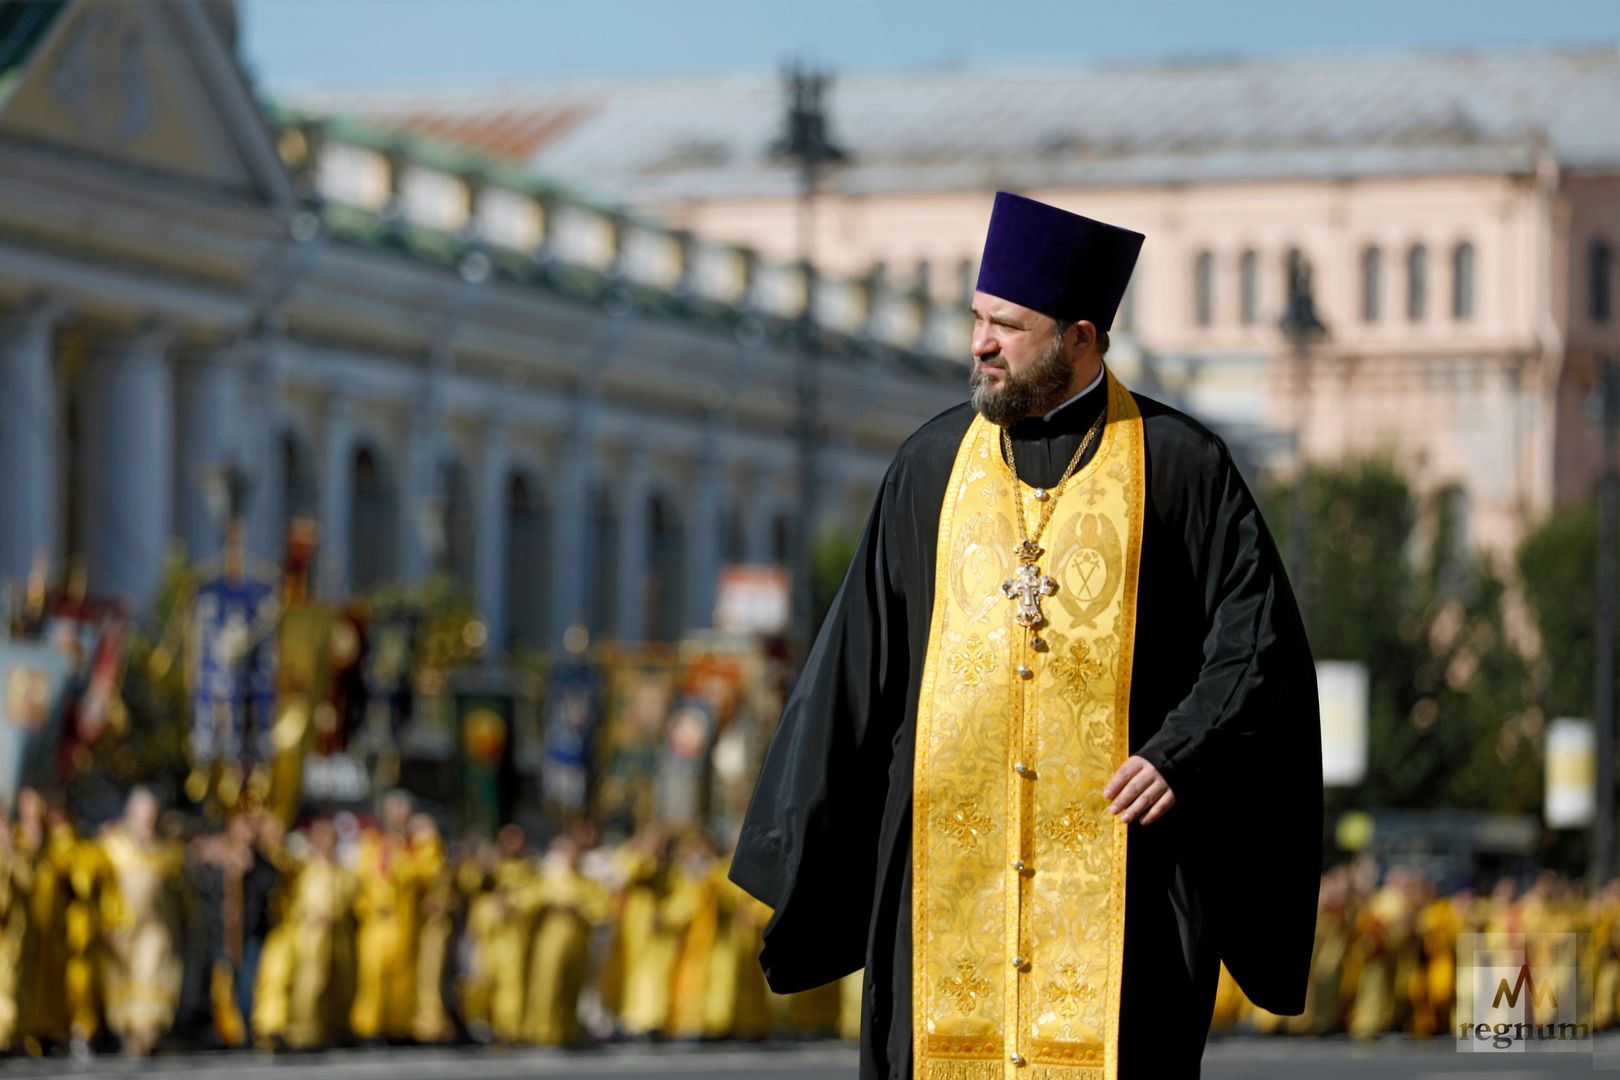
[731,375,1323,1079]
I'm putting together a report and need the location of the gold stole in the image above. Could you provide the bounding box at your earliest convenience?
[913,372,1145,1080]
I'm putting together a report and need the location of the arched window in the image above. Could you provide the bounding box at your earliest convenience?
[1239,249,1258,326]
[586,478,617,637]
[1594,239,1614,324]
[1407,243,1428,322]
[279,428,318,579]
[771,511,794,566]
[350,444,398,593]
[721,503,745,565]
[1361,246,1382,323]
[441,457,475,593]
[280,428,317,528]
[1451,241,1475,320]
[646,492,684,643]
[1193,249,1214,327]
[505,472,550,651]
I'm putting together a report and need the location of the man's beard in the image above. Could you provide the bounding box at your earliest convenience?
[969,332,1074,426]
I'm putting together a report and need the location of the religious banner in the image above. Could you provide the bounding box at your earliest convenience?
[189,572,277,765]
[655,696,714,827]
[0,635,73,812]
[592,647,676,832]
[539,653,603,818]
[360,603,418,753]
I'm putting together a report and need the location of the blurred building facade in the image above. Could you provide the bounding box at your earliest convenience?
[320,49,1620,558]
[0,0,968,647]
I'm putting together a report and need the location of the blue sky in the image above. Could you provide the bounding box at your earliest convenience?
[242,0,1619,91]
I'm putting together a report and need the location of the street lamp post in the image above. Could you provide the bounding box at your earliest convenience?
[1593,352,1619,885]
[1278,249,1328,630]
[771,62,847,647]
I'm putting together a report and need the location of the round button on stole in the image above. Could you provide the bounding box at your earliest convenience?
[1013,859,1027,872]
[1017,665,1033,679]
[1010,956,1025,969]
[1010,1052,1026,1066]
[1014,761,1029,776]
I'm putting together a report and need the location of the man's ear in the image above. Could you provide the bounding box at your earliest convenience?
[1073,320,1098,358]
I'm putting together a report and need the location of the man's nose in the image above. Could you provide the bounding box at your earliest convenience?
[971,330,998,359]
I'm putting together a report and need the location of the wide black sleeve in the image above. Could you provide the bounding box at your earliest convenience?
[728,465,911,994]
[1134,437,1315,802]
[1134,435,1323,1015]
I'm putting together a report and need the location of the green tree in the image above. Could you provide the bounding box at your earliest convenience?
[1263,458,1536,818]
[1516,501,1598,720]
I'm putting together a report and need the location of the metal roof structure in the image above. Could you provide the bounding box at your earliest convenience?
[288,46,1620,202]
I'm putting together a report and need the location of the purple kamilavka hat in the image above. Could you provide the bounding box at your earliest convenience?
[975,191,1145,331]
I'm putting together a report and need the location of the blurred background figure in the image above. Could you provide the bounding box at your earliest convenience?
[98,787,182,1057]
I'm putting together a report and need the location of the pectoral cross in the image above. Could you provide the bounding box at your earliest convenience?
[1001,560,1057,631]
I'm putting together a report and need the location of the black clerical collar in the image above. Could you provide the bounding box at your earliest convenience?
[1042,365,1106,420]
[1007,365,1108,438]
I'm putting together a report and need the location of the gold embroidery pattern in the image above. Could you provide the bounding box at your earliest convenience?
[916,373,1145,1080]
[938,960,994,1016]
[1043,966,1099,1019]
[920,1063,1002,1080]
[1050,640,1106,698]
[1041,803,1101,854]
[1050,513,1124,629]
[1072,476,1106,507]
[937,798,996,852]
[945,635,996,689]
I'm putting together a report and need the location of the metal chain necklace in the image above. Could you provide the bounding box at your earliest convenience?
[998,410,1106,676]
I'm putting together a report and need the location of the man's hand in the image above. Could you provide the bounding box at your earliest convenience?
[1103,756,1176,825]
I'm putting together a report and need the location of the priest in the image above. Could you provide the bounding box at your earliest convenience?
[731,191,1322,1079]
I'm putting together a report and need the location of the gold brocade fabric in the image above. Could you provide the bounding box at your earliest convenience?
[913,373,1145,1080]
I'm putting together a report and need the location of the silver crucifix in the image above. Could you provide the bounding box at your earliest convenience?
[1001,561,1057,630]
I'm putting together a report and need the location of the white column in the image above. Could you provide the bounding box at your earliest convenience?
[614,448,651,642]
[0,296,63,585]
[317,393,353,599]
[83,324,174,609]
[475,421,510,657]
[173,350,245,563]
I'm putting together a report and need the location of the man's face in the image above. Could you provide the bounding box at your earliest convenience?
[969,291,1074,425]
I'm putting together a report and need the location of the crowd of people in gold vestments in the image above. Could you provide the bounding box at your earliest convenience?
[3,783,1618,1059]
[1211,861,1620,1038]
[0,785,856,1059]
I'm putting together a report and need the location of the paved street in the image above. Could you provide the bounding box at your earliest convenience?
[0,1037,1616,1080]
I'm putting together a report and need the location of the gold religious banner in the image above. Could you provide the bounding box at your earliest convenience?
[913,371,1145,1080]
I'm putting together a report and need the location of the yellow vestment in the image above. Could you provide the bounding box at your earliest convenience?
[913,372,1144,1080]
